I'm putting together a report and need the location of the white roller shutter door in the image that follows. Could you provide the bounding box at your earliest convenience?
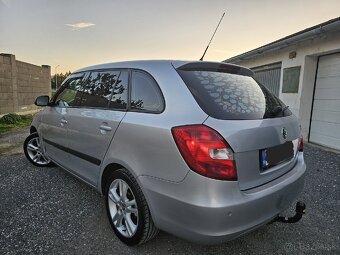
[310,53,340,150]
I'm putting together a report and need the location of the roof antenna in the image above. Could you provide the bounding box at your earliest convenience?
[200,12,225,61]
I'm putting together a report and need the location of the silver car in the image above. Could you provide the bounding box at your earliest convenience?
[24,60,306,245]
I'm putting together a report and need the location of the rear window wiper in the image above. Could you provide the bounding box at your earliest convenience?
[271,105,289,116]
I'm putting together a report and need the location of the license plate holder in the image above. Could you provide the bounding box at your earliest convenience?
[260,141,294,171]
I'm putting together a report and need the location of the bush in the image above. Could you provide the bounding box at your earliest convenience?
[0,113,22,124]
[0,113,33,124]
[19,114,33,121]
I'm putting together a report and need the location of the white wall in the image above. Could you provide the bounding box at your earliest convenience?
[229,32,340,139]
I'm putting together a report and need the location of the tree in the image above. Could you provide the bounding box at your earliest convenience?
[51,71,72,90]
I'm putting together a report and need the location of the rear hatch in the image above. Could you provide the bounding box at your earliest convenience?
[176,61,300,190]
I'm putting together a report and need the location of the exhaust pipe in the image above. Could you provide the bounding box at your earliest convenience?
[275,201,306,223]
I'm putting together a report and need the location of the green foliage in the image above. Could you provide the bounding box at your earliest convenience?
[0,113,33,133]
[18,114,33,121]
[0,113,22,124]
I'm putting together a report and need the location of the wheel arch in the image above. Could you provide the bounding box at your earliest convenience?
[100,161,158,229]
[101,163,130,194]
[30,126,37,134]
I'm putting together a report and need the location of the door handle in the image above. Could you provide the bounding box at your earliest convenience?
[99,124,112,132]
[60,119,68,126]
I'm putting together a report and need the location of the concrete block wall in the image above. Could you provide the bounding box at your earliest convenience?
[0,54,51,115]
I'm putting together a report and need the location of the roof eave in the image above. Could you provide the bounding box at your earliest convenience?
[224,17,340,63]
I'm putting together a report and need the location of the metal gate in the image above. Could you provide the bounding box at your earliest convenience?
[252,62,282,97]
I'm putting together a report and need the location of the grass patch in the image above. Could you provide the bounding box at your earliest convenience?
[0,113,33,134]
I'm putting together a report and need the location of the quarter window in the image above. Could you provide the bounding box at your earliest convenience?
[55,74,85,107]
[130,71,163,112]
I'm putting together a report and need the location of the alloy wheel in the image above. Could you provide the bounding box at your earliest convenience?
[108,179,139,237]
[26,136,51,165]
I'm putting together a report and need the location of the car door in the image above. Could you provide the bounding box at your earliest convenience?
[40,73,86,167]
[65,70,128,185]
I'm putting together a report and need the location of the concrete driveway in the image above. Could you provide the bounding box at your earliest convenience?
[0,129,339,254]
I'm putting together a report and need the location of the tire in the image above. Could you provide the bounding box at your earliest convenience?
[23,132,54,167]
[105,169,159,245]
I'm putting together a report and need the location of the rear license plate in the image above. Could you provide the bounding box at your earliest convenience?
[260,141,294,171]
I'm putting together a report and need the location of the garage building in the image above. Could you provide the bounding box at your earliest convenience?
[224,17,340,151]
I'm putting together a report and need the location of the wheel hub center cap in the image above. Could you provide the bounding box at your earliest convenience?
[117,201,126,210]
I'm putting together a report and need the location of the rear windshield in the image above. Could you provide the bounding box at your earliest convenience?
[177,70,292,120]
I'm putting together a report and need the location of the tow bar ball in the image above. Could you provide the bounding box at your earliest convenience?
[275,201,306,223]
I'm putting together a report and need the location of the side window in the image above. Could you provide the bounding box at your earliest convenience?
[130,71,164,112]
[55,74,85,107]
[81,71,120,108]
[108,71,128,110]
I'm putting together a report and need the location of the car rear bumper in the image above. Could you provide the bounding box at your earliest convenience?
[138,153,306,244]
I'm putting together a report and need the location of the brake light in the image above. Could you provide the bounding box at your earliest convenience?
[298,135,304,152]
[171,125,237,181]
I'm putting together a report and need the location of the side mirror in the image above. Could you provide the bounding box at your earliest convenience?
[35,95,50,106]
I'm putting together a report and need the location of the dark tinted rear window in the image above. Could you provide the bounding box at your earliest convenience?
[108,71,128,110]
[81,71,120,108]
[177,70,291,120]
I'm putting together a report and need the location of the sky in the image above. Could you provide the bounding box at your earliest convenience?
[1,0,340,74]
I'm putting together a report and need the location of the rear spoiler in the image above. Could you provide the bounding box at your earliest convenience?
[176,61,254,77]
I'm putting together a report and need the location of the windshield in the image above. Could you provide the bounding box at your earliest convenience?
[177,70,291,120]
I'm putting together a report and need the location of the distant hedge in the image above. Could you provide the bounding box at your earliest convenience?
[0,113,32,124]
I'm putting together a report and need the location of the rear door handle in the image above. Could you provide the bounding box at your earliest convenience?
[60,119,68,126]
[99,124,112,132]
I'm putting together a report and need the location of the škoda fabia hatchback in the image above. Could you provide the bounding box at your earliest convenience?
[24,60,306,245]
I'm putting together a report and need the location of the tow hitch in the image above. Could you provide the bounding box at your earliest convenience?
[275,201,306,223]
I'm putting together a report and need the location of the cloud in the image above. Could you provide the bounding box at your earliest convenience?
[65,22,96,31]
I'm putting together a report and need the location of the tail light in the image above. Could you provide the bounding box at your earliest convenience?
[298,135,304,152]
[171,125,237,181]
